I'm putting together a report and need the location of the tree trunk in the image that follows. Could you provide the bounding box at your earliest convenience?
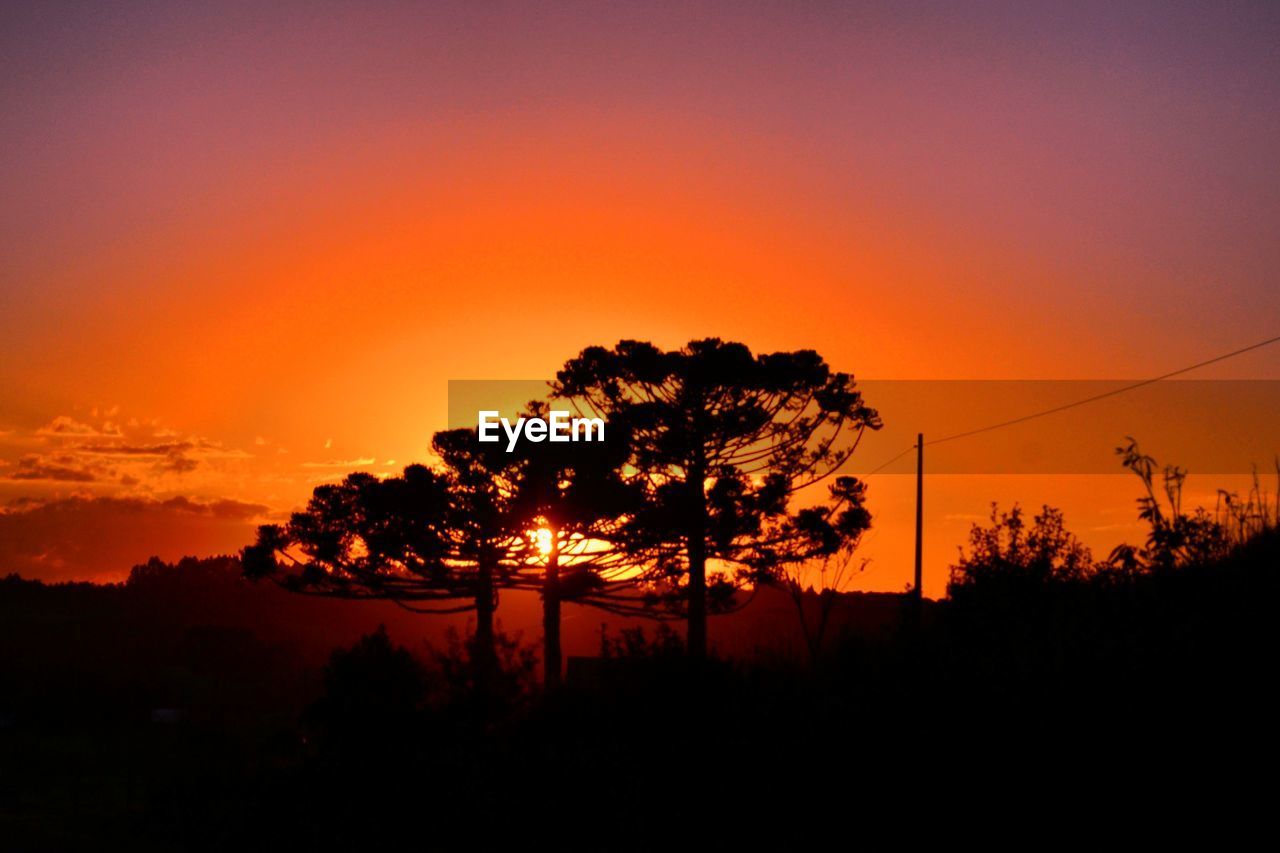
[543,532,562,690]
[687,457,708,659]
[474,556,497,678]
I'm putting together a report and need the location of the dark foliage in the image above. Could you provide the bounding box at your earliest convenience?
[303,625,428,756]
[4,520,1279,847]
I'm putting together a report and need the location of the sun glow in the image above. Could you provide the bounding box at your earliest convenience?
[535,526,553,556]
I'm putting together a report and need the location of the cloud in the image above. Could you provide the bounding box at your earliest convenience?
[77,441,195,456]
[0,494,270,583]
[3,409,272,491]
[1,408,298,580]
[6,453,106,482]
[156,446,200,475]
[3,443,206,483]
[301,457,377,468]
[0,493,267,522]
[36,415,122,438]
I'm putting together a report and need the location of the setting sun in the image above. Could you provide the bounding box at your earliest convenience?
[535,526,554,556]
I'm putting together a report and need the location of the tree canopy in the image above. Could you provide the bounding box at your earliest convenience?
[552,338,881,656]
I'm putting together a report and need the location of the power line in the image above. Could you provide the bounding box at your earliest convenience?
[928,332,1280,446]
[864,443,917,475]
[861,332,1280,473]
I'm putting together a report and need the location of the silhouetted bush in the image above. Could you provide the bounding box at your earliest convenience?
[304,626,429,758]
[429,625,538,722]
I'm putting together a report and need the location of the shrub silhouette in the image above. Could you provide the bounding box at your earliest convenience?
[305,625,428,757]
[949,503,1096,596]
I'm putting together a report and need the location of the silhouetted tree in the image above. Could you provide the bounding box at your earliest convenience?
[243,421,642,689]
[782,548,868,665]
[553,338,880,657]
[243,433,525,678]
[502,402,645,688]
[430,625,538,717]
[428,428,526,675]
[418,420,643,689]
[948,503,1096,596]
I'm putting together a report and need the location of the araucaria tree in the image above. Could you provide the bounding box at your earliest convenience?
[242,430,526,676]
[504,402,645,687]
[437,416,645,688]
[243,419,645,689]
[553,338,881,658]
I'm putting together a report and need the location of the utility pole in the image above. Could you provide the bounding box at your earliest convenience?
[913,433,924,609]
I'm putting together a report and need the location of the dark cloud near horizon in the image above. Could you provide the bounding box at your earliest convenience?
[2,493,268,520]
[1,413,235,486]
[6,453,105,482]
[0,494,270,583]
[77,441,195,456]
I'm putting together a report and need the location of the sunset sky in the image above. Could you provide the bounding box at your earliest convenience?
[2,1,1278,592]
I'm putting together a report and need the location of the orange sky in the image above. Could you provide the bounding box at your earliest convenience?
[2,2,1278,591]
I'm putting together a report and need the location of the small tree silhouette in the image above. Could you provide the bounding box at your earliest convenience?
[553,338,880,658]
[948,503,1096,596]
[781,548,869,665]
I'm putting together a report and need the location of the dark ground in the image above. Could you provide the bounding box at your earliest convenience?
[2,532,1278,849]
